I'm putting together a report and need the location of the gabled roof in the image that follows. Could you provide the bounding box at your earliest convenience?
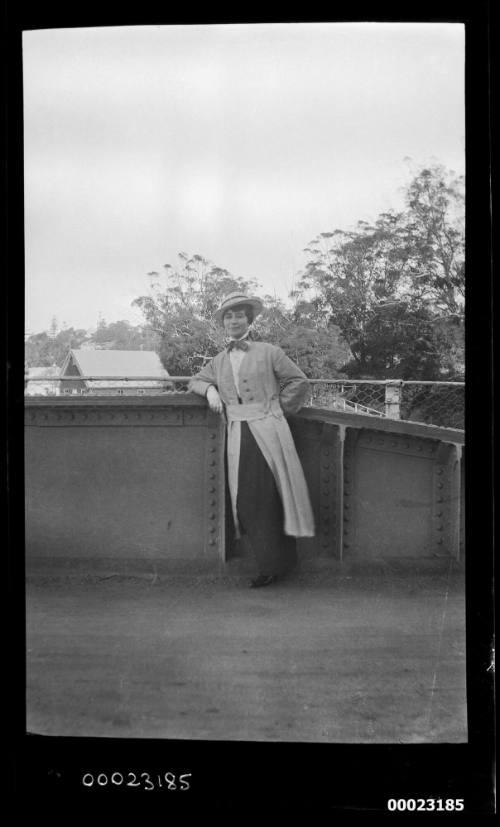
[60,349,170,388]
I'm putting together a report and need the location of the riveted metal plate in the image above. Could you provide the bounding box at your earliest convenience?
[203,412,225,560]
[432,442,461,559]
[290,417,324,442]
[183,407,209,426]
[342,429,360,557]
[357,429,437,458]
[317,422,344,558]
[25,406,185,427]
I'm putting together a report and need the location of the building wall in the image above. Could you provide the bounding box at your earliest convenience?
[25,381,60,396]
[60,361,86,394]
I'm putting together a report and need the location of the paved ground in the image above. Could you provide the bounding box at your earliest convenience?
[26,568,467,743]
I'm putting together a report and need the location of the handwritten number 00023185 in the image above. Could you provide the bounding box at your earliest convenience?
[82,772,192,790]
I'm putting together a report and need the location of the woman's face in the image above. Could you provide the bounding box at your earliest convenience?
[223,307,250,339]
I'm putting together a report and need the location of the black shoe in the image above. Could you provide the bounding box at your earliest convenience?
[249,574,277,589]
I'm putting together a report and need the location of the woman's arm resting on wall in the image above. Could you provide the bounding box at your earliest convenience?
[272,347,311,415]
[188,361,224,413]
[188,359,217,397]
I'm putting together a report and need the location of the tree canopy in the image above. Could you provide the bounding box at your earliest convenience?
[25,322,89,367]
[292,164,464,378]
[26,164,464,381]
[24,318,160,367]
[132,254,351,376]
[132,253,261,374]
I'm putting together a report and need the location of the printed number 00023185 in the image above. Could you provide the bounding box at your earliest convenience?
[387,799,464,812]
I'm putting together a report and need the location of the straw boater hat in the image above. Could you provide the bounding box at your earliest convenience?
[214,291,264,324]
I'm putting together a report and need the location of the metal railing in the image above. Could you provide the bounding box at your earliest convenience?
[308,380,464,430]
[25,375,465,430]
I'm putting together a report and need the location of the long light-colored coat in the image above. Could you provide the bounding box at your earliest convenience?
[189,341,315,537]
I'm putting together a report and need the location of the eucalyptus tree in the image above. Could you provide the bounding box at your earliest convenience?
[133,253,261,374]
[293,164,464,378]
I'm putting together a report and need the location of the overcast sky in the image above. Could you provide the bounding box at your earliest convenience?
[23,22,465,334]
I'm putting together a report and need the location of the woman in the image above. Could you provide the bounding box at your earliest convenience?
[189,291,315,587]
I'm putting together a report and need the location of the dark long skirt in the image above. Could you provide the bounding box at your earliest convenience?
[236,421,297,577]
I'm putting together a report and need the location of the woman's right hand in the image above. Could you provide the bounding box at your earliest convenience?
[206,385,224,414]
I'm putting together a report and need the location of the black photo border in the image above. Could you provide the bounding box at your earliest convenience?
[5,0,495,814]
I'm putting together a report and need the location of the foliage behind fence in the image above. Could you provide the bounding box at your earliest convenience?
[308,380,464,430]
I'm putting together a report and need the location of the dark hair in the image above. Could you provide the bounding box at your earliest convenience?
[223,303,255,324]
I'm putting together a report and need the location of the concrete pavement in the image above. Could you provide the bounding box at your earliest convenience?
[26,568,467,743]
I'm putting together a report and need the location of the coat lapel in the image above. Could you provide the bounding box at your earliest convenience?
[219,350,238,398]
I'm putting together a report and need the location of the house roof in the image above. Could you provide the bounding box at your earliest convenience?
[60,349,170,389]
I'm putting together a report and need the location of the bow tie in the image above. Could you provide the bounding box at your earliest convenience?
[227,339,249,352]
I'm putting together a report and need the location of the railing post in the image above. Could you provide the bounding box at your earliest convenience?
[385,381,401,419]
